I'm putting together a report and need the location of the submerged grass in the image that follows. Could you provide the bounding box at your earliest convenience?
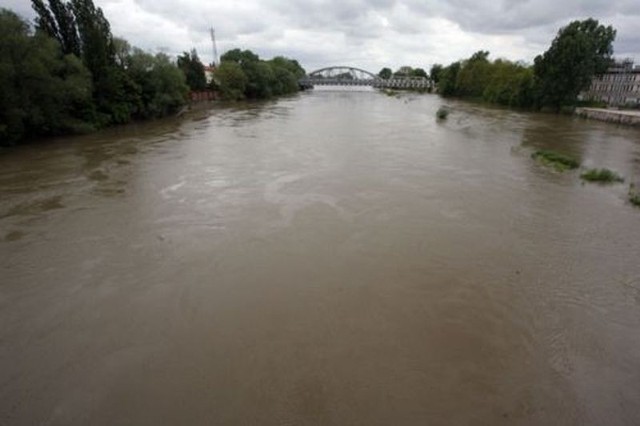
[630,184,640,207]
[436,107,449,120]
[531,150,580,171]
[580,168,624,183]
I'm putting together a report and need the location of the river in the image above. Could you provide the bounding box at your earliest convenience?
[1,91,640,425]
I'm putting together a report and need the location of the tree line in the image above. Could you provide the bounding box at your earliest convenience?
[377,66,428,80]
[0,1,306,146]
[429,18,616,110]
[213,49,306,100]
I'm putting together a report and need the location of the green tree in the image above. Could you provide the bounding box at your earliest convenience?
[177,49,206,91]
[437,61,461,96]
[268,57,305,95]
[533,18,616,110]
[220,48,259,65]
[217,49,302,99]
[394,66,413,77]
[129,50,188,117]
[455,50,491,98]
[430,64,443,84]
[378,67,392,79]
[214,61,248,100]
[268,56,305,79]
[482,59,534,107]
[412,68,428,78]
[32,0,80,56]
[0,9,93,144]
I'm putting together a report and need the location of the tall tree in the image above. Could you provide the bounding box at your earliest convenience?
[533,18,616,109]
[430,64,443,84]
[1,9,93,144]
[177,49,206,91]
[32,0,80,56]
[378,67,392,80]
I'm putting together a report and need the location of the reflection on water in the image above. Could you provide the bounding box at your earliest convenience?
[1,92,640,425]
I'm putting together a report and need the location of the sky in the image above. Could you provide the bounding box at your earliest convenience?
[5,0,640,73]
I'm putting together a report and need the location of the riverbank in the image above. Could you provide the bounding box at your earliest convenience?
[575,107,640,127]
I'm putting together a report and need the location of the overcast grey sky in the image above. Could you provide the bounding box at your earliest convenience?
[5,0,640,73]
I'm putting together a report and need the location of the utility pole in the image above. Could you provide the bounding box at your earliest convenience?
[210,27,219,67]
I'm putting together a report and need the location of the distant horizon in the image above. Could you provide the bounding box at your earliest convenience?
[4,0,638,73]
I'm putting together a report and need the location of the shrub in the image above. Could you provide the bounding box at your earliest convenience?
[531,150,580,171]
[436,107,449,119]
[580,168,624,183]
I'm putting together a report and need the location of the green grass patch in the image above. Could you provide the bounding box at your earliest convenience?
[436,107,449,120]
[580,168,624,183]
[531,150,580,171]
[630,184,640,207]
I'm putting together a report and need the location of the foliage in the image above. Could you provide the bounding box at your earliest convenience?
[437,61,461,97]
[128,50,189,118]
[531,150,580,171]
[0,9,94,144]
[430,64,443,84]
[32,0,80,56]
[580,168,624,183]
[483,60,535,107]
[455,51,491,98]
[215,49,305,100]
[177,49,207,91]
[629,184,640,207]
[533,19,616,110]
[378,67,392,80]
[0,2,190,145]
[436,52,535,107]
[412,67,428,78]
[433,19,616,111]
[214,61,248,100]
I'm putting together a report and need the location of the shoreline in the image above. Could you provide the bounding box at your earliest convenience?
[575,107,640,127]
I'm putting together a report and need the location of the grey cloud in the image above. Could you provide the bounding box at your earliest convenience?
[3,0,638,70]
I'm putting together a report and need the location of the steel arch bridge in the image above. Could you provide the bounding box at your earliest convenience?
[299,66,430,90]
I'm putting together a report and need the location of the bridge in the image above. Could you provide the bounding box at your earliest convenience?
[299,66,431,90]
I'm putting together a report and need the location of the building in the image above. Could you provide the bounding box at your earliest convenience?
[204,65,216,85]
[584,59,640,106]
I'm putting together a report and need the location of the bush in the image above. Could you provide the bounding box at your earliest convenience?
[436,107,449,119]
[629,184,640,207]
[580,168,624,183]
[532,150,580,171]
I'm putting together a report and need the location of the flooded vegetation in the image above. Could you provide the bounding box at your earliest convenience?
[1,91,640,425]
[581,168,625,183]
[532,149,581,171]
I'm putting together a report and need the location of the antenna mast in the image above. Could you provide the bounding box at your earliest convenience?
[210,27,219,66]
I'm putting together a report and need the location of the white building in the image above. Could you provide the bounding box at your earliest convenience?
[585,59,640,106]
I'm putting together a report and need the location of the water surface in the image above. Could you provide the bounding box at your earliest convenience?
[1,91,640,425]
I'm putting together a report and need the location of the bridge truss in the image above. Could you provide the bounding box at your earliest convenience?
[300,66,431,90]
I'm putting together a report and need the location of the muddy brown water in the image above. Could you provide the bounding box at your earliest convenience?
[1,91,640,425]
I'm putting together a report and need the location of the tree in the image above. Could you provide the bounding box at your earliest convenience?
[214,61,248,100]
[0,9,93,144]
[437,61,461,96]
[32,0,134,125]
[483,59,535,107]
[394,66,413,77]
[430,64,443,84]
[378,67,392,80]
[533,18,616,109]
[268,57,305,95]
[177,49,206,91]
[220,48,259,65]
[412,68,428,78]
[455,50,491,97]
[129,50,188,117]
[32,0,80,56]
